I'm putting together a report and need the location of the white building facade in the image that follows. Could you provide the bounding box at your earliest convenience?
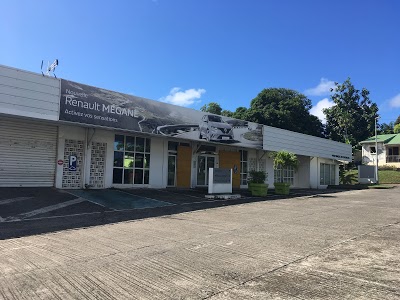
[360,134,400,168]
[0,64,352,189]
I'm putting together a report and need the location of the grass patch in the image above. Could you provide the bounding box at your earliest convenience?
[368,184,395,189]
[341,168,400,185]
[379,170,400,184]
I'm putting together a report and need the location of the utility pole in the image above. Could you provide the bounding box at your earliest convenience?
[375,116,379,184]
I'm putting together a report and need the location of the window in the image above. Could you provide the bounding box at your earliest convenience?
[370,146,376,154]
[320,163,335,185]
[274,165,294,185]
[239,150,248,185]
[113,135,151,185]
[208,115,222,122]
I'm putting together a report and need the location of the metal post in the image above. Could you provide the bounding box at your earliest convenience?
[375,117,379,184]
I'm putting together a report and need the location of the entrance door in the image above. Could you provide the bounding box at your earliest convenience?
[197,155,215,186]
[167,155,176,186]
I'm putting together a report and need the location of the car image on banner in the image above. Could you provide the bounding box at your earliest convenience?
[199,115,234,142]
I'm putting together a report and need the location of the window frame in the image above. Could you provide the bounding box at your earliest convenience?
[274,165,294,185]
[320,163,336,185]
[113,134,151,185]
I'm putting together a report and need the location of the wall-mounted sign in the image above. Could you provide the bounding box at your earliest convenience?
[57,159,64,166]
[68,155,77,171]
[59,79,263,149]
[233,164,238,174]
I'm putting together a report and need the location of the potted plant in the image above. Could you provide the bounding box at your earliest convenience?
[270,150,299,195]
[248,170,268,196]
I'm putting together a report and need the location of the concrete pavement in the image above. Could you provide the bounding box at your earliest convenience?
[0,187,346,239]
[0,187,399,299]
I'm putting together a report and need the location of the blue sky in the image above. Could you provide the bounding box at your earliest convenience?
[1,0,399,125]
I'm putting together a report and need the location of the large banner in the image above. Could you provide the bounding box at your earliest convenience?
[59,79,262,148]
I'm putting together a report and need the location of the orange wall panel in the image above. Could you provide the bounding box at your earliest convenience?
[219,151,241,188]
[176,146,192,188]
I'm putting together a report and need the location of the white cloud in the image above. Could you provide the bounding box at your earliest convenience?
[160,87,206,107]
[310,98,335,124]
[304,78,336,96]
[389,93,400,107]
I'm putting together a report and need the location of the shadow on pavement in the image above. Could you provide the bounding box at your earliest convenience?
[0,187,348,240]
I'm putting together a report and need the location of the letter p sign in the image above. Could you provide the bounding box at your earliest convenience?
[69,155,77,171]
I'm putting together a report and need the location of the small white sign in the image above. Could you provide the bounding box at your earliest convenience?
[208,168,232,194]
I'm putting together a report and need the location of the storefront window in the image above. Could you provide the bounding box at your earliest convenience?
[274,165,294,185]
[113,135,151,185]
[320,163,335,185]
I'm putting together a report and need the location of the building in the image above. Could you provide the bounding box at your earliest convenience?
[360,134,400,167]
[0,64,352,189]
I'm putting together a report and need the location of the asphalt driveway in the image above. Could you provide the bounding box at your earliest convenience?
[0,187,399,299]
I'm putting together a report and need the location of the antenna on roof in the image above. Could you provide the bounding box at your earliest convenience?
[41,59,59,78]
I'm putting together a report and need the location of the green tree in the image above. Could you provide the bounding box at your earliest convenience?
[324,78,378,148]
[379,122,394,134]
[200,102,222,115]
[231,107,248,120]
[246,88,324,137]
[221,110,233,117]
[395,115,400,125]
[394,123,400,134]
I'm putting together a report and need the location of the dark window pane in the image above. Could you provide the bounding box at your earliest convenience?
[124,169,134,184]
[125,136,135,152]
[124,153,134,168]
[242,162,247,172]
[144,154,150,168]
[114,135,124,151]
[144,170,149,184]
[135,153,144,168]
[241,174,247,185]
[113,168,123,184]
[145,138,151,153]
[168,155,176,186]
[242,150,247,161]
[136,137,145,152]
[114,152,123,167]
[134,169,143,184]
[168,141,178,151]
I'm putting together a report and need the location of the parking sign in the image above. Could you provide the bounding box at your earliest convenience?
[68,155,77,171]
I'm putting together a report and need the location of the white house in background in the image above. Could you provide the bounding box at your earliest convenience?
[0,64,352,189]
[360,134,400,167]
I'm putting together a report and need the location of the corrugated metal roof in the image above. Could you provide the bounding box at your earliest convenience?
[359,134,397,144]
[387,134,400,145]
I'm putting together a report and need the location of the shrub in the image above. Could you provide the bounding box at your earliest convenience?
[378,165,398,171]
[270,150,299,171]
[248,170,267,184]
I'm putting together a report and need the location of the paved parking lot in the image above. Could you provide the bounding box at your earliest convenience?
[0,187,343,239]
[0,187,399,299]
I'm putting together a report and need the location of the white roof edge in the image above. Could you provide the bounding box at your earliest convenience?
[0,64,60,82]
[263,125,350,146]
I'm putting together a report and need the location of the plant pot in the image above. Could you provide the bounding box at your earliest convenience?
[247,182,255,193]
[249,183,268,196]
[274,182,290,195]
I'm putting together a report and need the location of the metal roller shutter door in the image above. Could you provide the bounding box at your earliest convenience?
[0,118,57,187]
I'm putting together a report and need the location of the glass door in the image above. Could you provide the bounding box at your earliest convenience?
[167,155,176,186]
[197,155,215,186]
